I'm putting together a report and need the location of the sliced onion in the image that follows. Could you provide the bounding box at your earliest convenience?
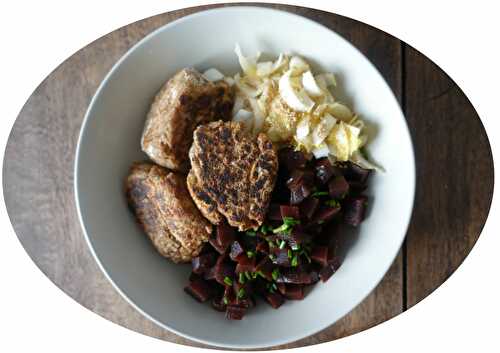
[257,61,274,77]
[295,117,310,140]
[233,109,254,132]
[302,71,323,97]
[351,151,385,172]
[312,113,337,146]
[279,71,314,112]
[315,73,337,89]
[328,102,353,121]
[232,95,246,114]
[327,122,350,161]
[312,143,330,159]
[289,56,310,75]
[234,43,258,77]
[202,68,225,82]
[223,76,235,86]
[248,97,265,134]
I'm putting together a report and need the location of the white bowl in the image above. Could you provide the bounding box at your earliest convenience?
[75,6,415,349]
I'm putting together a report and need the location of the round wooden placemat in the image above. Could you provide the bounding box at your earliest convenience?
[3,3,494,350]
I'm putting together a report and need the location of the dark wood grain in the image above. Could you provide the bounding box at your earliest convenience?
[2,3,493,350]
[403,44,493,307]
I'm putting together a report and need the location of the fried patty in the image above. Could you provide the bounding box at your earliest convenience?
[141,68,234,172]
[126,162,212,263]
[187,121,278,231]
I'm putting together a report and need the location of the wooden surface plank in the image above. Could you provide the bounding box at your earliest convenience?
[2,3,493,350]
[403,45,493,307]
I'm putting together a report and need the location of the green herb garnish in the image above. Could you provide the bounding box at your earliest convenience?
[246,230,256,236]
[283,217,301,226]
[271,283,278,291]
[273,217,300,235]
[247,251,255,258]
[223,297,229,305]
[260,224,271,234]
[272,268,280,281]
[291,255,299,267]
[291,243,300,251]
[301,250,312,263]
[237,288,246,299]
[255,270,265,279]
[279,240,286,249]
[244,271,252,281]
[312,191,329,197]
[287,249,293,259]
[223,276,233,286]
[325,199,340,208]
[269,254,277,261]
[239,272,246,284]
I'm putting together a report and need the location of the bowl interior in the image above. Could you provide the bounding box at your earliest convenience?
[75,7,415,349]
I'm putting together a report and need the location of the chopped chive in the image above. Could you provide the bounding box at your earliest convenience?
[325,199,339,208]
[268,240,275,248]
[223,276,233,286]
[244,271,252,280]
[312,191,329,197]
[279,240,286,249]
[223,296,228,305]
[291,243,300,251]
[251,272,258,279]
[291,255,299,267]
[246,230,256,236]
[247,251,255,258]
[288,249,293,259]
[272,223,290,234]
[301,250,311,263]
[272,268,280,281]
[239,272,245,284]
[237,288,246,299]
[256,270,265,279]
[283,217,301,226]
[271,283,278,291]
[269,254,277,261]
[260,224,271,234]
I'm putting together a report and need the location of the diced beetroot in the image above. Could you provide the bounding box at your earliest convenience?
[255,257,274,281]
[236,296,256,309]
[223,285,236,304]
[184,278,213,302]
[276,283,286,295]
[319,257,341,282]
[328,175,350,199]
[256,241,269,254]
[203,266,216,280]
[276,268,314,284]
[314,158,335,184]
[208,235,226,254]
[216,222,236,252]
[284,284,305,300]
[280,205,300,219]
[267,203,283,221]
[191,253,217,274]
[214,261,235,286]
[211,296,227,312]
[348,180,368,192]
[343,195,368,226]
[311,206,341,225]
[229,241,245,262]
[189,272,203,282]
[199,242,215,255]
[235,255,256,273]
[290,183,315,205]
[289,227,312,244]
[309,270,320,284]
[344,162,372,183]
[300,197,319,220]
[310,246,329,266]
[271,248,291,267]
[287,170,315,205]
[279,147,307,172]
[226,305,246,320]
[264,292,285,309]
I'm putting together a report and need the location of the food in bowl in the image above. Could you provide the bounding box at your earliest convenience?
[126,45,378,320]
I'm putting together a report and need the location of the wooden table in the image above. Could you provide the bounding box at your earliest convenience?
[3,3,493,350]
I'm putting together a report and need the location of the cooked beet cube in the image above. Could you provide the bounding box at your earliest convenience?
[184,278,213,302]
[276,268,314,284]
[235,255,256,273]
[214,261,235,286]
[256,241,269,254]
[328,175,350,199]
[289,227,312,244]
[344,162,372,183]
[343,195,368,226]
[271,248,291,267]
[255,257,274,281]
[191,253,217,274]
[267,203,283,221]
[199,242,215,255]
[300,197,320,220]
[226,305,246,320]
[211,296,227,312]
[319,257,341,282]
[189,272,203,282]
[264,292,285,309]
[229,241,245,262]
[204,266,216,280]
[284,284,305,300]
[290,183,315,205]
[309,270,320,284]
[236,296,256,309]
[315,158,335,184]
[216,222,236,252]
[310,246,329,266]
[208,235,226,254]
[311,205,341,225]
[276,283,287,295]
[280,205,300,219]
[279,147,307,172]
